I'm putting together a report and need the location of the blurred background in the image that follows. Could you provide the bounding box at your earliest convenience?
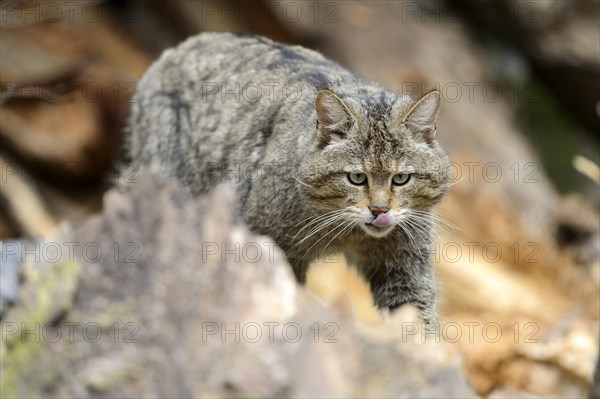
[1,0,599,397]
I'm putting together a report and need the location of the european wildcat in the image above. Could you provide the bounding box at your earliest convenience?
[127,33,451,326]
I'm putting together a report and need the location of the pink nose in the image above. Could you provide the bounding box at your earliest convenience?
[371,212,393,228]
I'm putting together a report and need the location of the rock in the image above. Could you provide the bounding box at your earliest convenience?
[0,171,474,397]
[0,241,22,314]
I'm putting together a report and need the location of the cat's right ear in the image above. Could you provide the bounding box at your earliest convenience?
[401,90,441,143]
[315,89,356,144]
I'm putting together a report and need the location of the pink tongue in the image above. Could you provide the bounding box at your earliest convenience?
[371,212,392,228]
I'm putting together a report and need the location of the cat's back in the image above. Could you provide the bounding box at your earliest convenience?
[128,33,354,176]
[128,33,347,193]
[135,32,356,103]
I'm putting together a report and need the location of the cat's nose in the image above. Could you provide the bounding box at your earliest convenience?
[369,205,390,216]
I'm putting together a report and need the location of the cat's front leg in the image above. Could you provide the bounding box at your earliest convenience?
[365,255,438,330]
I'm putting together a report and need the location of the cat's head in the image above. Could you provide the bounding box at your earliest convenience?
[297,89,451,239]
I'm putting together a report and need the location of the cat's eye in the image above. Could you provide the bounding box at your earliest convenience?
[392,173,411,186]
[348,172,367,185]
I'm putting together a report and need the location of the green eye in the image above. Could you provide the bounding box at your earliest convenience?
[392,173,410,185]
[348,172,367,185]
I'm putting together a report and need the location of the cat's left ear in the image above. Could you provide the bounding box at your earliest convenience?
[315,89,356,144]
[402,90,441,142]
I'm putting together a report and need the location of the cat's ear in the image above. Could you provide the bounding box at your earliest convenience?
[315,89,356,144]
[402,90,441,142]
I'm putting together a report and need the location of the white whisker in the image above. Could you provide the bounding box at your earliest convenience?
[407,214,451,236]
[409,210,462,232]
[294,209,345,227]
[402,217,432,242]
[396,221,423,258]
[295,213,347,244]
[291,210,347,240]
[303,216,352,256]
[292,175,315,189]
[320,219,356,257]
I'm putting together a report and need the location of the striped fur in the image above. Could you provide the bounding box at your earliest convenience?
[127,33,451,327]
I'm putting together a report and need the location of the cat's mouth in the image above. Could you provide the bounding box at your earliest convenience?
[362,222,394,237]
